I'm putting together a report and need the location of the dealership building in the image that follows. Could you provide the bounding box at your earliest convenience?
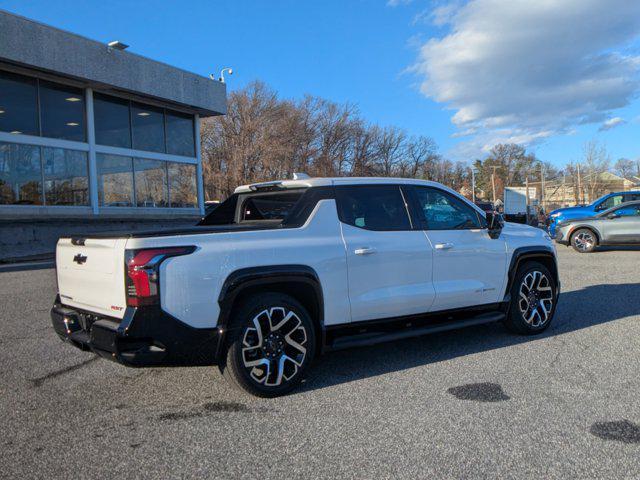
[0,10,226,260]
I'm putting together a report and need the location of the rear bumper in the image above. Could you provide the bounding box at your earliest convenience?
[51,297,223,367]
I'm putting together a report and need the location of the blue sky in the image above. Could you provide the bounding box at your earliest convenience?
[2,0,639,169]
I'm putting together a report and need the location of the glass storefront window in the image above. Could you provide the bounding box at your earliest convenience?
[166,110,195,157]
[131,102,165,153]
[0,71,201,211]
[0,71,39,136]
[168,162,197,207]
[39,81,86,142]
[134,158,168,207]
[97,153,134,207]
[0,142,42,205]
[94,93,132,148]
[43,148,89,206]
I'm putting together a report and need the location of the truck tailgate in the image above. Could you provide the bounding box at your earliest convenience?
[56,237,128,319]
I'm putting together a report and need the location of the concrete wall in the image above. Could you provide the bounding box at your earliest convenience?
[0,216,201,262]
[0,9,226,116]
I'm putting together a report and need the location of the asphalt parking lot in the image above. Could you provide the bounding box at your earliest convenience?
[1,246,639,479]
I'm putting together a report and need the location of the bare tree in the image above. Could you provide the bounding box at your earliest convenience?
[614,158,635,179]
[201,80,446,199]
[581,140,611,202]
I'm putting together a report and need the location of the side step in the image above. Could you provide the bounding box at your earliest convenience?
[327,312,505,351]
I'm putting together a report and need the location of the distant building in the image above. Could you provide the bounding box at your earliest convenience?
[0,10,226,259]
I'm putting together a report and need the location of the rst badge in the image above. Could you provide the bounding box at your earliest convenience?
[73,254,87,265]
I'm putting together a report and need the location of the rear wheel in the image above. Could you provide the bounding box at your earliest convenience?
[504,262,557,335]
[571,228,597,253]
[220,293,315,397]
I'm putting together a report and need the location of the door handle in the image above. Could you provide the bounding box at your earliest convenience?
[434,242,454,250]
[354,247,376,256]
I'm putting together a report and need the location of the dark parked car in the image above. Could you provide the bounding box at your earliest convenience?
[475,201,494,213]
[555,201,640,253]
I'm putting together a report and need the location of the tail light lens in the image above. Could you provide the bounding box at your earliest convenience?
[125,246,195,307]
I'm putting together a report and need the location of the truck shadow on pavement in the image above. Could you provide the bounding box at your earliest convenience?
[301,282,640,393]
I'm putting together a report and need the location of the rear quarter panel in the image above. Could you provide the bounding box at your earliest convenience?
[125,200,350,328]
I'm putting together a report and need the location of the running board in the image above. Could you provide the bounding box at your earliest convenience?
[327,312,505,351]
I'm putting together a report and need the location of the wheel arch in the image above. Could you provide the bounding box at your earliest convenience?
[504,246,559,301]
[216,265,325,357]
[569,225,601,244]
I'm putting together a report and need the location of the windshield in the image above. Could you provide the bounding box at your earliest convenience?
[199,189,306,225]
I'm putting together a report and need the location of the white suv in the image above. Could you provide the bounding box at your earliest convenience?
[51,177,559,397]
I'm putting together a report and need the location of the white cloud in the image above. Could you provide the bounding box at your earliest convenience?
[599,117,626,131]
[411,0,640,157]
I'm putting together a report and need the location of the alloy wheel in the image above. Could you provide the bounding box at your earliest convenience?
[518,271,554,328]
[574,231,595,252]
[241,307,308,387]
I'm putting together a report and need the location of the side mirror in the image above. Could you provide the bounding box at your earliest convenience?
[486,211,504,239]
[607,212,620,220]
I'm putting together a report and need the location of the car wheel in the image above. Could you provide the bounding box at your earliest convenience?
[220,293,315,397]
[504,262,557,335]
[571,228,597,253]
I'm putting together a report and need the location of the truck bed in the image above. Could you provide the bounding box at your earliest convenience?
[68,221,283,241]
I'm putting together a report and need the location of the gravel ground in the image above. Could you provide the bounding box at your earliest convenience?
[1,246,639,479]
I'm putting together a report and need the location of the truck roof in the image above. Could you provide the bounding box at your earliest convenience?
[234,176,448,193]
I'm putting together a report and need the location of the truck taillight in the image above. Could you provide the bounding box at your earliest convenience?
[124,246,195,307]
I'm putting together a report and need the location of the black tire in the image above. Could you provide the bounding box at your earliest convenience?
[219,293,316,398]
[570,228,597,253]
[504,261,557,335]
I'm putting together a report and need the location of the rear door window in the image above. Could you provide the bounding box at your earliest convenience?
[335,185,412,231]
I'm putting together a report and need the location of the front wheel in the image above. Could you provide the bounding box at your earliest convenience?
[220,293,316,397]
[504,262,557,335]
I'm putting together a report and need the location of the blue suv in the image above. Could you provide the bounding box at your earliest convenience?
[548,191,640,237]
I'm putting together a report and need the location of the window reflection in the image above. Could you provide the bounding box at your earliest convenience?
[94,93,131,148]
[0,142,42,205]
[131,103,165,153]
[39,81,86,141]
[43,148,88,206]
[168,162,197,207]
[166,110,195,157]
[97,153,134,207]
[0,71,39,136]
[134,158,168,207]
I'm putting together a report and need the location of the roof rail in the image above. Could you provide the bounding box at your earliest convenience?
[292,172,310,180]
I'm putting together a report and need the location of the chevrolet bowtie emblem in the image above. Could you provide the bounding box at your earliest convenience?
[73,254,87,265]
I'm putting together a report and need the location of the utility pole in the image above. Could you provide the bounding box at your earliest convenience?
[540,162,545,212]
[490,165,499,204]
[576,163,583,205]
[525,176,530,224]
[471,168,476,203]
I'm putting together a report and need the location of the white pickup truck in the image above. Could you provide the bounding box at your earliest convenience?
[52,177,559,397]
